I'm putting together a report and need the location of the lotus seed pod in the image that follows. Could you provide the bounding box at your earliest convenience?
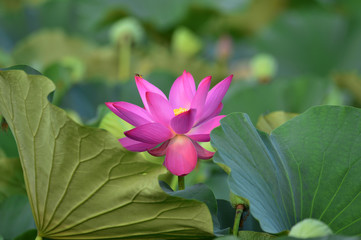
[250,53,277,80]
[230,191,250,208]
[171,27,202,58]
[216,35,233,60]
[110,17,144,44]
[289,218,333,238]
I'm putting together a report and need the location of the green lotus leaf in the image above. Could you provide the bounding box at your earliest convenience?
[0,70,214,239]
[211,106,361,235]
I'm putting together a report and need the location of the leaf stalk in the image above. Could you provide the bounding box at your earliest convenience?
[232,204,244,236]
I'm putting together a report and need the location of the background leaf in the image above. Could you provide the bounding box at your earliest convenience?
[13,229,37,240]
[253,10,361,77]
[0,70,214,239]
[222,77,331,123]
[256,111,298,134]
[211,106,361,235]
[0,130,19,158]
[0,195,35,240]
[216,231,275,240]
[0,156,26,202]
[59,82,123,121]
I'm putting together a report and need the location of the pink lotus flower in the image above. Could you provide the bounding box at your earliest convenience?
[106,71,232,176]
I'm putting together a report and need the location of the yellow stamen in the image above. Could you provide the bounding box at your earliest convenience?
[173,107,188,116]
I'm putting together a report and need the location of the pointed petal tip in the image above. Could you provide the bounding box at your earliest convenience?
[198,75,231,122]
[226,74,233,82]
[105,102,118,114]
[105,102,113,108]
[202,76,212,83]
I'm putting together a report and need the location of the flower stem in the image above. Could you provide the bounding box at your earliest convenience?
[178,176,185,190]
[35,235,42,240]
[118,35,131,82]
[233,204,244,236]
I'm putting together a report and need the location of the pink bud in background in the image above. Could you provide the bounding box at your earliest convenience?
[216,35,233,61]
[106,71,232,176]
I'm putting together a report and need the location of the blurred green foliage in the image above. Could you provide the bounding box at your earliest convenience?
[2,0,361,121]
[1,0,361,238]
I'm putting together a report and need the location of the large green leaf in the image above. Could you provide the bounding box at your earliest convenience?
[211,106,361,235]
[163,183,221,232]
[0,70,214,239]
